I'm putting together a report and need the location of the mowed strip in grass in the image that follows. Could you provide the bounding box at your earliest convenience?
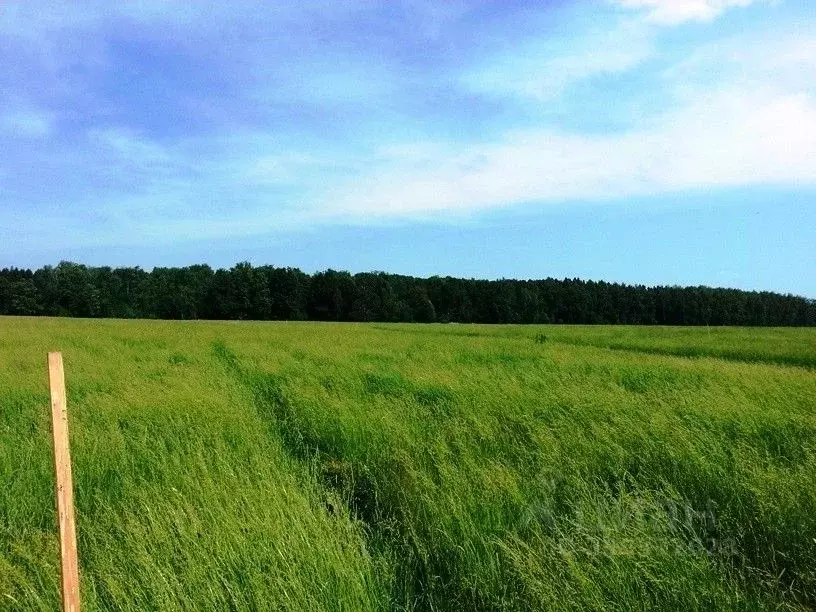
[1,317,815,610]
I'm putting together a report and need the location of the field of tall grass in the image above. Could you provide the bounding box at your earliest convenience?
[1,317,815,610]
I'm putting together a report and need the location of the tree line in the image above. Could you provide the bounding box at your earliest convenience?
[0,261,813,326]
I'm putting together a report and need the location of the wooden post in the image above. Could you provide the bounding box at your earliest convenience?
[48,352,80,612]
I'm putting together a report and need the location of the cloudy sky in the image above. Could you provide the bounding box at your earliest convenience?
[1,1,814,295]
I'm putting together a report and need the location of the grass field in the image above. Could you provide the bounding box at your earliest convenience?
[1,317,815,610]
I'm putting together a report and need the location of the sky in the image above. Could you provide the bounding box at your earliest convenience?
[1,0,814,296]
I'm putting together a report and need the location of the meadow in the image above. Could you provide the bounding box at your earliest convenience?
[1,317,815,610]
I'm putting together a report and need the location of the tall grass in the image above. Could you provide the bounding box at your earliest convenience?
[1,317,815,610]
[522,324,816,368]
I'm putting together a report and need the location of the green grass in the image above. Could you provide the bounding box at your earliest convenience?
[520,325,816,369]
[1,317,815,610]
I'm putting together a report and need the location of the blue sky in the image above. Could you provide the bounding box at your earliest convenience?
[1,1,814,296]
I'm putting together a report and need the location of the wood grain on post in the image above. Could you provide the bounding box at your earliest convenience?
[48,352,80,612]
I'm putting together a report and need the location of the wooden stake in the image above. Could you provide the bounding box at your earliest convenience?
[48,352,80,612]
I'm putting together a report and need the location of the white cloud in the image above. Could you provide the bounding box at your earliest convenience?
[88,128,172,164]
[465,0,778,104]
[464,21,653,101]
[1,110,54,137]
[243,152,324,185]
[1,0,810,249]
[317,88,816,220]
[324,7,815,223]
[663,34,816,95]
[614,0,767,25]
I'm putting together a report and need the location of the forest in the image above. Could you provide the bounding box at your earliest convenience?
[0,261,813,326]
